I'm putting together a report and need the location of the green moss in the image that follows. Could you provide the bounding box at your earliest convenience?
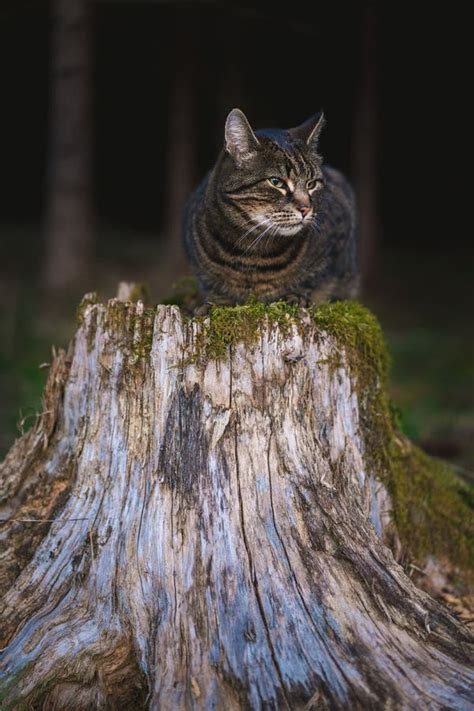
[309,300,390,385]
[390,443,474,572]
[104,298,128,333]
[103,300,156,362]
[310,301,394,478]
[131,307,155,359]
[192,297,300,361]
[309,300,473,575]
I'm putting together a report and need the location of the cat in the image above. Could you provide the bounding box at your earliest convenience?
[183,108,358,307]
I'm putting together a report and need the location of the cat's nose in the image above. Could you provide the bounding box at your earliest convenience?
[298,206,312,219]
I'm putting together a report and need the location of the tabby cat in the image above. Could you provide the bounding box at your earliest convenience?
[183,109,358,306]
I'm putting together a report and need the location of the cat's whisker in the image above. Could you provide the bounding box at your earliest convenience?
[236,217,273,248]
[239,215,262,229]
[257,223,277,252]
[235,217,270,246]
[309,214,322,237]
[263,225,278,254]
[243,221,275,254]
[234,226,253,245]
[243,230,266,255]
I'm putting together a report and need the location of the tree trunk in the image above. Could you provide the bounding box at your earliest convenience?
[160,16,198,295]
[0,292,472,710]
[352,1,379,282]
[43,0,94,291]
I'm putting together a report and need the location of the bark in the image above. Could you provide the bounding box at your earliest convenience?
[43,0,94,291]
[0,293,472,710]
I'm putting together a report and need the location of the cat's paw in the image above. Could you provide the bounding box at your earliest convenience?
[193,303,213,316]
[285,294,310,307]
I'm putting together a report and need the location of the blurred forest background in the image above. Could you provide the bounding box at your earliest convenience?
[0,0,472,470]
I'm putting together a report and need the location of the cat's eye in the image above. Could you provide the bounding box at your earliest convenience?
[307,178,322,191]
[268,177,286,190]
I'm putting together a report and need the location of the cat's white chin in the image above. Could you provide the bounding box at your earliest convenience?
[275,223,305,236]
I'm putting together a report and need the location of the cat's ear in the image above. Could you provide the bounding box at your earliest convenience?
[290,111,325,149]
[225,108,260,165]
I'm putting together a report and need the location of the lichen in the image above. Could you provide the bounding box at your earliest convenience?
[309,300,474,576]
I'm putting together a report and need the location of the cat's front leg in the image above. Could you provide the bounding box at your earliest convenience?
[285,292,312,308]
[193,297,235,316]
[193,303,213,316]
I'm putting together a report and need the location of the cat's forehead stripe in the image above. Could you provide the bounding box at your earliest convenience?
[286,156,307,180]
[294,145,310,173]
[272,144,311,179]
[262,135,315,178]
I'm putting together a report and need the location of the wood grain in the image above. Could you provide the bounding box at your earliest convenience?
[0,299,472,709]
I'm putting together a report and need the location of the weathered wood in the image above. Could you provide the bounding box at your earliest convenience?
[0,297,472,710]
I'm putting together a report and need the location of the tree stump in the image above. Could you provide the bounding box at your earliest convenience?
[0,293,473,710]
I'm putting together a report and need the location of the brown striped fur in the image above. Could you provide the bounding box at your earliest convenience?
[183,109,358,306]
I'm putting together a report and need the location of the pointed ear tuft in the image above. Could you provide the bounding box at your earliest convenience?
[289,111,325,149]
[224,108,260,165]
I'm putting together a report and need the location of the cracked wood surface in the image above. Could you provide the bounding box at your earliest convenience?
[0,300,473,710]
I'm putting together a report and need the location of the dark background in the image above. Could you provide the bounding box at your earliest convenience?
[0,1,472,468]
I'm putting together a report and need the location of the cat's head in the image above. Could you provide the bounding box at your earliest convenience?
[220,108,325,236]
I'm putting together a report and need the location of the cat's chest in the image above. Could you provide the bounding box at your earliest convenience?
[220,233,313,289]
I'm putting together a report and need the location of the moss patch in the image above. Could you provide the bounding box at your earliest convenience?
[390,443,474,572]
[310,300,394,478]
[309,301,473,576]
[192,298,300,361]
[131,307,155,360]
[103,300,156,361]
[309,300,391,401]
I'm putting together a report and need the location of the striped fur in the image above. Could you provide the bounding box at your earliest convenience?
[183,109,359,306]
